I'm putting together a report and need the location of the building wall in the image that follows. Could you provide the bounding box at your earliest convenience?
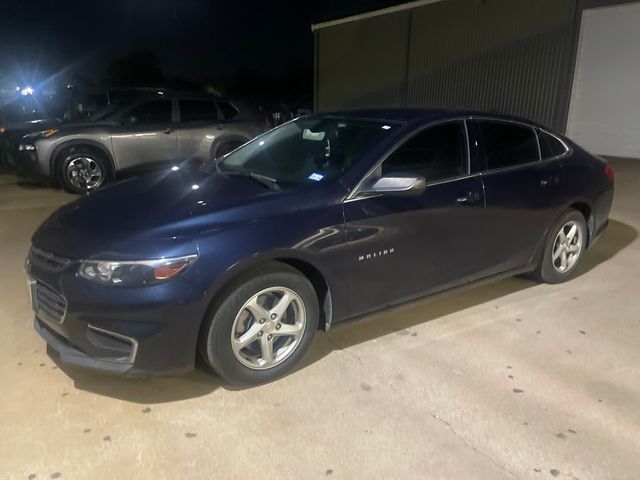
[315,10,411,112]
[315,0,579,132]
[566,2,640,157]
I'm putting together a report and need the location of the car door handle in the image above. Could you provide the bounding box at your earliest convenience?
[163,127,174,134]
[456,191,481,205]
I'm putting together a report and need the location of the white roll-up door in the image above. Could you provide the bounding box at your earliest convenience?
[566,3,640,158]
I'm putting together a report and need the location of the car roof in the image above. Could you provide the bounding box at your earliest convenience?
[319,108,543,128]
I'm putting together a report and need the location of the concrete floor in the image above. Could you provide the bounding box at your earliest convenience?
[0,159,638,480]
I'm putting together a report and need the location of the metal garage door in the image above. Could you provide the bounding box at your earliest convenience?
[566,3,640,158]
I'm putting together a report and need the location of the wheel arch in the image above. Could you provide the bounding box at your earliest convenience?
[274,257,332,331]
[568,201,594,246]
[530,200,595,268]
[200,251,335,336]
[50,139,116,182]
[209,134,251,159]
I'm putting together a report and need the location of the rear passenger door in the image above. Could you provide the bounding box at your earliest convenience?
[473,119,563,274]
[177,98,221,162]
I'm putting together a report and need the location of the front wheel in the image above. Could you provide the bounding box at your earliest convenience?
[199,263,319,385]
[534,210,587,284]
[58,148,110,194]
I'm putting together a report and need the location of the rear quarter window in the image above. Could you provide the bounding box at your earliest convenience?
[179,100,219,122]
[538,130,568,160]
[218,100,239,120]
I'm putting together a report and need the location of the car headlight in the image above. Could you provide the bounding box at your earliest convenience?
[78,254,197,286]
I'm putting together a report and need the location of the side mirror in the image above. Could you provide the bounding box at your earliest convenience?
[360,173,426,197]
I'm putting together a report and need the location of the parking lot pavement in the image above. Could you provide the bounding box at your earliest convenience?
[1,160,639,479]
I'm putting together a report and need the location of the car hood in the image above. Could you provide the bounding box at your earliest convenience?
[32,168,292,259]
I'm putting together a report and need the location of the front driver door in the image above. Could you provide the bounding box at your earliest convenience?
[111,99,178,171]
[342,120,487,318]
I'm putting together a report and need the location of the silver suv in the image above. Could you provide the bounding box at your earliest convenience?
[15,93,262,193]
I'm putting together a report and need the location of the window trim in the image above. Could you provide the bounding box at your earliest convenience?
[536,128,571,162]
[346,118,472,202]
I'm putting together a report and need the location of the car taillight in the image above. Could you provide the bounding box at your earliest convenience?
[604,164,614,182]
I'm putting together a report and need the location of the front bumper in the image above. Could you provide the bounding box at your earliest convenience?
[14,146,49,182]
[0,138,15,171]
[27,250,206,377]
[35,317,193,376]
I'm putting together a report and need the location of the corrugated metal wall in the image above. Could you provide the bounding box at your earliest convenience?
[315,0,579,132]
[315,10,410,112]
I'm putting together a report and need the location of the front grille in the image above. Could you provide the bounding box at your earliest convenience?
[29,246,71,272]
[35,282,67,324]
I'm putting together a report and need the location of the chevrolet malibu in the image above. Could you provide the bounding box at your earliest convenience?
[26,109,614,385]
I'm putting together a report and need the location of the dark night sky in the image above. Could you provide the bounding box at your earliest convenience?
[0,0,410,85]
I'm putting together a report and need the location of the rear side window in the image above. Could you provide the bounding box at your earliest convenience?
[128,100,172,124]
[538,130,568,160]
[218,100,239,120]
[382,122,468,182]
[179,100,219,122]
[479,121,539,170]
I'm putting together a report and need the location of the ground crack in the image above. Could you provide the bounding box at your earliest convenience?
[431,413,520,480]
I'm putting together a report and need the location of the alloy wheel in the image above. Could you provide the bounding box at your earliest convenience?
[66,156,104,191]
[230,286,306,370]
[551,220,583,273]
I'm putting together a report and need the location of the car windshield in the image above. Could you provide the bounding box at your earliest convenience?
[219,115,400,187]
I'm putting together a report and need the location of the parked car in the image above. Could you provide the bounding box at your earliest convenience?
[1,88,151,173]
[26,109,614,385]
[0,97,59,171]
[14,93,262,193]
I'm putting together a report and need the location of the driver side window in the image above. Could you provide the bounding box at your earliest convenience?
[382,121,468,183]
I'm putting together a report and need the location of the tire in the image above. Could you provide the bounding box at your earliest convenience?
[57,147,111,194]
[533,209,587,284]
[199,262,319,385]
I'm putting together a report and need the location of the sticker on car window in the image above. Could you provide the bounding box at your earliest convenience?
[308,172,324,182]
[302,129,325,141]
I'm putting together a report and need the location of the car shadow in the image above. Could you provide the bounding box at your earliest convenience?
[575,218,638,275]
[50,353,221,404]
[53,219,636,401]
[300,217,637,371]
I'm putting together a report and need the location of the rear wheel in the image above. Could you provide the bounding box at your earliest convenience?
[199,263,319,385]
[534,210,587,284]
[57,147,111,194]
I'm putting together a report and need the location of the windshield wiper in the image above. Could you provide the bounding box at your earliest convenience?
[221,169,280,190]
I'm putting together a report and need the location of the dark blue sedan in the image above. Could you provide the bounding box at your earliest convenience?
[26,109,614,385]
